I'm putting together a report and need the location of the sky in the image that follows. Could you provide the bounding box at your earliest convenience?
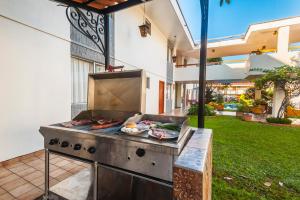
[178,0,300,41]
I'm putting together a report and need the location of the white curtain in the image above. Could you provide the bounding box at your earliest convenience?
[71,58,93,117]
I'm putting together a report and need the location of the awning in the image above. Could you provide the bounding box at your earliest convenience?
[54,0,151,14]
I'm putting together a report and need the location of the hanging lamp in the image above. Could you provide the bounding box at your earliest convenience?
[139,3,151,37]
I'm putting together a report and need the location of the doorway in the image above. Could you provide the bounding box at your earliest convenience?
[159,81,165,114]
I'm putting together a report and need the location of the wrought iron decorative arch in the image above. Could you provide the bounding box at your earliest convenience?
[66,6,106,54]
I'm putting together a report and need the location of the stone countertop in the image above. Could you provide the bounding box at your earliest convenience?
[173,128,213,200]
[174,128,212,173]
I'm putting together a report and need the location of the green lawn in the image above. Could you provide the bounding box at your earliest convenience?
[189,116,300,200]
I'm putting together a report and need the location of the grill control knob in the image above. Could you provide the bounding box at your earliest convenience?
[61,141,69,148]
[74,144,82,151]
[136,148,145,157]
[87,147,96,154]
[49,138,59,145]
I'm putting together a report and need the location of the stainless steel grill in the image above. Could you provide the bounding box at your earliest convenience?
[40,70,193,200]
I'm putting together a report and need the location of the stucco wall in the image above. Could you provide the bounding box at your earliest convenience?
[0,0,71,161]
[114,6,168,114]
[174,63,247,83]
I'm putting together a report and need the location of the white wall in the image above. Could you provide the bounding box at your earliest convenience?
[0,0,71,161]
[174,63,247,82]
[114,6,168,114]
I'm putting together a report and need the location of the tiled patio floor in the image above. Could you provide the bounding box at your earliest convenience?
[0,150,89,200]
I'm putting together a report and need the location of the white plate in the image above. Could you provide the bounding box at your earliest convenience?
[121,127,146,135]
[148,129,179,140]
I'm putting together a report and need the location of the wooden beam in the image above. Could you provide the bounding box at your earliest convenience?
[99,0,150,14]
[54,0,151,14]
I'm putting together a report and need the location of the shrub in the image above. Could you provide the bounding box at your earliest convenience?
[266,117,292,125]
[253,99,268,107]
[205,104,216,116]
[188,104,216,116]
[209,102,224,111]
[237,104,250,113]
[239,94,253,106]
[215,94,224,104]
[207,57,223,63]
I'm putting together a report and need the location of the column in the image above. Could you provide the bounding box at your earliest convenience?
[182,84,186,109]
[272,85,285,117]
[255,89,261,100]
[175,83,182,108]
[277,26,290,63]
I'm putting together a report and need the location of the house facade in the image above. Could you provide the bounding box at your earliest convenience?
[175,16,300,114]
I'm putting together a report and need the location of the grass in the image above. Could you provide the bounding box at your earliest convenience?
[189,116,300,200]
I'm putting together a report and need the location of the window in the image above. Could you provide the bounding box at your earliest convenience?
[95,63,105,73]
[166,83,172,100]
[71,57,93,118]
[146,77,150,89]
[183,58,188,67]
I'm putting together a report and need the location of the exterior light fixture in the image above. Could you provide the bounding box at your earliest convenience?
[172,56,177,63]
[139,3,151,37]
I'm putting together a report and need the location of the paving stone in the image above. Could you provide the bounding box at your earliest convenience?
[1,178,27,192]
[0,187,6,196]
[23,171,44,182]
[56,171,72,182]
[0,168,12,179]
[9,183,36,198]
[0,192,15,200]
[8,164,30,174]
[54,160,71,168]
[50,169,67,179]
[17,187,43,200]
[0,174,19,186]
[14,167,36,177]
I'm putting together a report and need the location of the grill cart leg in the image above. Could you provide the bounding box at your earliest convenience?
[93,162,98,200]
[43,149,50,200]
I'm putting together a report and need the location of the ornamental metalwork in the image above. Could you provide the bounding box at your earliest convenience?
[66,6,106,54]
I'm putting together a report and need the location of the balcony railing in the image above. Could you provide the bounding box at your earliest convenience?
[175,59,247,68]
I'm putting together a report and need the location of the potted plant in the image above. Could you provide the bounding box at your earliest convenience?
[237,105,252,121]
[243,113,253,121]
[236,104,244,118]
[216,103,224,111]
[251,99,267,114]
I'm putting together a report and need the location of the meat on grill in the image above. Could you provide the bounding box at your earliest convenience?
[91,120,123,130]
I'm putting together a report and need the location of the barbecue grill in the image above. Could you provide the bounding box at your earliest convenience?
[40,70,199,200]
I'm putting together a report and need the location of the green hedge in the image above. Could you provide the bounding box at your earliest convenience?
[266,117,292,125]
[188,104,216,116]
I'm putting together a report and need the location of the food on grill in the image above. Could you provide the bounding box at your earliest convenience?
[121,127,141,135]
[72,119,93,126]
[136,123,149,130]
[91,120,123,130]
[61,119,93,128]
[148,128,179,140]
[121,121,150,135]
[60,122,73,128]
[125,122,137,128]
[157,123,181,132]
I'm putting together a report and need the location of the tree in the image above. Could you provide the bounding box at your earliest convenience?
[244,87,273,102]
[255,65,300,118]
[220,0,231,6]
[205,83,215,103]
